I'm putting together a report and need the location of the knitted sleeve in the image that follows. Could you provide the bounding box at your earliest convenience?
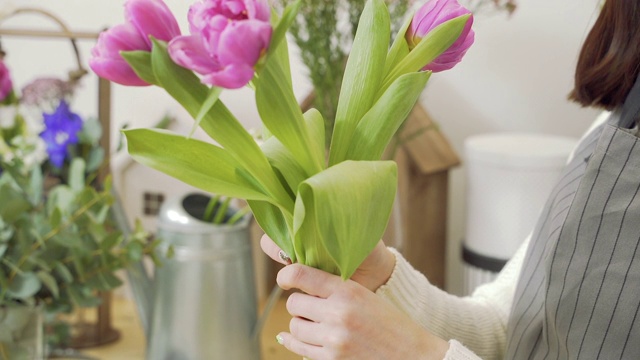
[376,236,530,359]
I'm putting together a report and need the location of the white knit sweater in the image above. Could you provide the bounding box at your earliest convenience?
[376,240,528,359]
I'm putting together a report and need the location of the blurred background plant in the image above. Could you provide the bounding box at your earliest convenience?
[0,54,158,357]
[271,0,517,147]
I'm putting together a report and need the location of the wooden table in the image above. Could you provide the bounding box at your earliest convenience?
[77,296,299,360]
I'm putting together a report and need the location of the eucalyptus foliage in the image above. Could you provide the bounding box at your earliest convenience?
[0,159,157,312]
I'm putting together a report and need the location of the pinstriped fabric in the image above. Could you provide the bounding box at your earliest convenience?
[505,76,640,359]
[504,122,606,359]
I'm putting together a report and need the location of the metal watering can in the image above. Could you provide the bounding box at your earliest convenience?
[115,192,276,360]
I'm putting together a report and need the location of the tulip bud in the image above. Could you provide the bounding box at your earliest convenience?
[407,0,474,72]
[89,0,181,86]
[0,60,14,103]
[168,0,273,89]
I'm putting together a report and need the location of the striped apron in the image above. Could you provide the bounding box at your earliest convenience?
[505,76,640,359]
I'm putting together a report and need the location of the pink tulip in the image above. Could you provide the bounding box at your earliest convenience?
[89,0,181,86]
[0,59,13,102]
[407,0,474,72]
[168,0,272,89]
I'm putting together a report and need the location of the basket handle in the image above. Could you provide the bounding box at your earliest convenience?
[0,7,88,83]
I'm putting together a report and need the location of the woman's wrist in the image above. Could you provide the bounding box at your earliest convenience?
[352,242,396,292]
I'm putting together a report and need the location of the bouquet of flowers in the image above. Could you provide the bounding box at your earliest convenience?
[0,56,155,355]
[91,0,473,280]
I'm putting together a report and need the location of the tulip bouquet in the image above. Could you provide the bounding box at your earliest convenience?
[91,0,473,279]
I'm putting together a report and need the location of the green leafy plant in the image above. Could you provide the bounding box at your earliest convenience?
[0,59,157,357]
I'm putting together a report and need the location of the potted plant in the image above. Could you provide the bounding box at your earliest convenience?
[0,56,157,359]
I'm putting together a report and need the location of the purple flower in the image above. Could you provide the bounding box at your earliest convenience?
[40,101,83,168]
[89,0,181,86]
[407,0,474,73]
[0,59,14,102]
[168,0,272,89]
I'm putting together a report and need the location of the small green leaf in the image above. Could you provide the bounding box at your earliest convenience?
[50,208,62,229]
[384,10,414,77]
[6,272,41,299]
[54,262,73,283]
[0,182,31,223]
[37,270,59,298]
[46,186,74,215]
[78,117,103,145]
[28,166,43,206]
[121,50,158,85]
[126,241,143,262]
[69,158,86,192]
[101,233,122,251]
[86,147,105,173]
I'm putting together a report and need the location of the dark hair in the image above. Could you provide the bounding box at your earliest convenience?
[569,0,640,110]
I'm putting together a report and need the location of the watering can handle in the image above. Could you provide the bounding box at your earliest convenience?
[111,188,154,338]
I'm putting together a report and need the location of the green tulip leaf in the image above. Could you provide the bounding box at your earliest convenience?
[381,14,470,94]
[329,0,390,166]
[294,160,397,279]
[247,200,295,262]
[123,128,270,202]
[346,71,431,161]
[261,137,305,197]
[121,50,158,85]
[261,108,326,195]
[384,11,414,77]
[266,0,300,87]
[256,41,325,178]
[149,39,292,210]
[191,86,223,138]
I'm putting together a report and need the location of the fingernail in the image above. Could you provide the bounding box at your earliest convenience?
[276,334,284,345]
[278,250,291,264]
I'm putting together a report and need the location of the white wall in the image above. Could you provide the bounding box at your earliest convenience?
[2,0,603,295]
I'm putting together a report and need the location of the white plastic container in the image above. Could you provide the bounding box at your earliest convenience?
[462,133,577,293]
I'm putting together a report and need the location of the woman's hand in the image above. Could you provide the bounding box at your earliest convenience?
[275,264,449,360]
[260,234,396,292]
